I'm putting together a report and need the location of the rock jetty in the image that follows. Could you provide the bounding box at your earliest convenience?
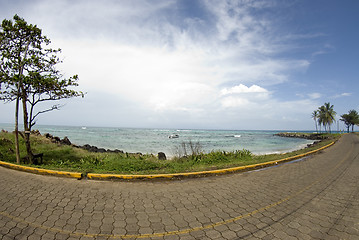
[274,132,329,140]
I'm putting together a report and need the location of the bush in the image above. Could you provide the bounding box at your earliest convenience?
[0,134,17,162]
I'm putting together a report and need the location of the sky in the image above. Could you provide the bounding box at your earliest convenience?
[0,0,358,130]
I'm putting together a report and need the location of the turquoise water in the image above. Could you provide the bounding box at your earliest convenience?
[0,123,315,157]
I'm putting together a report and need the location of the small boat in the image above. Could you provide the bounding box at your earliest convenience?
[169,134,179,139]
[81,127,87,130]
[225,135,241,138]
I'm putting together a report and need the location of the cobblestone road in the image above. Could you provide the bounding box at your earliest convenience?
[1,134,359,240]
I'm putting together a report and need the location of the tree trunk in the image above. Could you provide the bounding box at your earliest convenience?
[14,96,21,164]
[18,41,33,163]
[21,92,33,163]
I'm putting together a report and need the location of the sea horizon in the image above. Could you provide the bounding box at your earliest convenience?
[0,122,318,133]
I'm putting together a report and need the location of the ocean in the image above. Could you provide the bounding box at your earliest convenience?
[0,123,315,157]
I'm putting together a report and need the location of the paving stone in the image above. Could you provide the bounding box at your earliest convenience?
[0,134,358,239]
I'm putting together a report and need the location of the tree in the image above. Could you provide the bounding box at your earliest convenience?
[311,110,319,133]
[348,110,359,132]
[340,113,352,133]
[317,102,336,133]
[0,15,83,164]
[340,110,359,133]
[0,15,33,163]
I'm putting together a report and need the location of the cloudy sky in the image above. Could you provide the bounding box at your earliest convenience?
[1,0,358,130]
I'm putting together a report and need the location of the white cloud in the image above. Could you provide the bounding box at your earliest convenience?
[219,84,271,109]
[0,0,322,130]
[221,84,268,95]
[333,92,352,99]
[308,93,322,99]
[311,44,335,57]
[57,40,218,113]
[216,97,318,130]
[221,96,250,108]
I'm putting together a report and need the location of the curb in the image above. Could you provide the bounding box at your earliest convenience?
[0,160,83,179]
[0,141,335,181]
[87,141,335,180]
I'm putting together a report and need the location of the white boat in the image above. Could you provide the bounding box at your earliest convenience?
[169,134,179,139]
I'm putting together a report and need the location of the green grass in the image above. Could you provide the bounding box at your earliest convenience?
[0,131,340,175]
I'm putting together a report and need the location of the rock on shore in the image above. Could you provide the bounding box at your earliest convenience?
[2,129,167,159]
[274,132,329,140]
[39,130,165,158]
[43,132,125,153]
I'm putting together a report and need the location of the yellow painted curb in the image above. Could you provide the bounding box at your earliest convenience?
[0,160,83,179]
[0,141,334,181]
[87,141,335,181]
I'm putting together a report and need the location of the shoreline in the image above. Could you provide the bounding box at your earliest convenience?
[1,128,322,158]
[0,123,324,157]
[0,129,340,177]
[27,130,321,157]
[0,138,336,180]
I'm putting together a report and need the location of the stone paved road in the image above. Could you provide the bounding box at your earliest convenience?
[1,134,359,240]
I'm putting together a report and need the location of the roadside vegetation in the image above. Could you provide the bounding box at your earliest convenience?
[312,102,337,133]
[312,102,359,134]
[340,110,359,133]
[0,131,341,175]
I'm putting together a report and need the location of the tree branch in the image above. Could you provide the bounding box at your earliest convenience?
[30,104,62,128]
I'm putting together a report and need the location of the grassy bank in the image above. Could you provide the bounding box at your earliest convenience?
[0,131,340,175]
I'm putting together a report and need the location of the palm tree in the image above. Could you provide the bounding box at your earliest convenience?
[311,110,319,133]
[340,113,352,133]
[317,102,336,133]
[349,110,359,132]
[341,110,359,132]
